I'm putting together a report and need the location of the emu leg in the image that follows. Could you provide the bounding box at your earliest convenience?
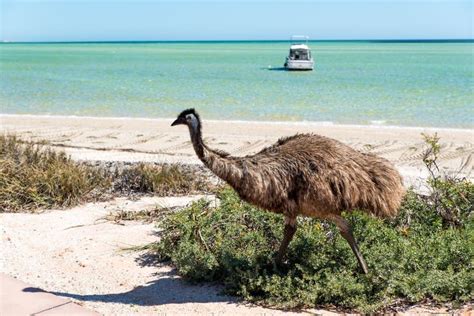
[332,215,369,274]
[275,216,297,265]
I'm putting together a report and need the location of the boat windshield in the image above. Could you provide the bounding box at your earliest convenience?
[289,49,311,61]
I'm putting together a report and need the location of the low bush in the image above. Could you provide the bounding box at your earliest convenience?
[152,183,473,312]
[0,135,109,212]
[113,163,213,196]
[0,135,215,212]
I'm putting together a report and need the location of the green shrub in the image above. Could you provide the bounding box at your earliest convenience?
[0,135,109,212]
[153,184,473,312]
[420,132,473,227]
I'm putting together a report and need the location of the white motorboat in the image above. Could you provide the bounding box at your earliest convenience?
[283,35,314,71]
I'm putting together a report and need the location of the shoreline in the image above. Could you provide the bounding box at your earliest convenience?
[2,113,473,132]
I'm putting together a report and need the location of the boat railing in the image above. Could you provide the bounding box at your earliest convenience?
[290,35,309,45]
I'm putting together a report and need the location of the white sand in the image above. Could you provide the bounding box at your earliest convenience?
[1,114,473,315]
[1,114,473,187]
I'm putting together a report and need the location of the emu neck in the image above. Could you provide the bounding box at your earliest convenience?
[187,119,244,189]
[188,121,205,160]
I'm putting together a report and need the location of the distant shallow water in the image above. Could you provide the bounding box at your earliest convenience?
[1,42,473,128]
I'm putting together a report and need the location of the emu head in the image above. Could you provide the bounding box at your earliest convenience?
[171,108,201,128]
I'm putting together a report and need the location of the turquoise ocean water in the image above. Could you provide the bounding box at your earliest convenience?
[1,41,473,128]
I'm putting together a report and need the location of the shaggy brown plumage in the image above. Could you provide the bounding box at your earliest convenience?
[172,109,405,273]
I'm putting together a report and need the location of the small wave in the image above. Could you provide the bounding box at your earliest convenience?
[370,120,387,125]
[1,113,472,132]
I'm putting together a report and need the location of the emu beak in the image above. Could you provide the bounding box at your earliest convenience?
[171,118,182,126]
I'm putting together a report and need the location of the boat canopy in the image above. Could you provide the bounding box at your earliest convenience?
[290,44,310,50]
[288,44,311,61]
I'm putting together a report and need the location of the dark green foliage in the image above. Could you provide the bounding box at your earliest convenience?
[153,185,474,312]
[0,135,109,212]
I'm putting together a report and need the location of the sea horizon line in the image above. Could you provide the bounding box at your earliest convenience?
[2,39,473,44]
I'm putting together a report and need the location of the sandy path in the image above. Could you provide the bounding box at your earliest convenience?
[2,196,338,315]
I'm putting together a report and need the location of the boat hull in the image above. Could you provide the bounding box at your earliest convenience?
[284,59,314,71]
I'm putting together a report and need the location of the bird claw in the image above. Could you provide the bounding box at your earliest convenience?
[270,254,290,274]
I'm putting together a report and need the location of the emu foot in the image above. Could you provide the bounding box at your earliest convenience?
[269,253,290,274]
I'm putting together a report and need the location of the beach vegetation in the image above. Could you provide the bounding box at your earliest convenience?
[151,182,473,312]
[103,206,171,224]
[0,135,109,212]
[112,163,214,196]
[0,135,214,212]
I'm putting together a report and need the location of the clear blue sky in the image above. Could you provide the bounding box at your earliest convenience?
[1,0,472,42]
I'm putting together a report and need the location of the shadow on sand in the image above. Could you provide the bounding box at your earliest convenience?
[23,267,232,306]
[23,242,235,307]
[22,250,319,314]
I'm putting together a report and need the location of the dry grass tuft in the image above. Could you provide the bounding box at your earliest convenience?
[0,135,109,212]
[0,135,215,212]
[104,206,172,224]
[113,163,214,196]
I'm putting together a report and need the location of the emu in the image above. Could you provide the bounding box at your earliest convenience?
[171,108,405,273]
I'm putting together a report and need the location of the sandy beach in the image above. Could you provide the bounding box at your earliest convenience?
[1,114,473,186]
[1,114,473,315]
